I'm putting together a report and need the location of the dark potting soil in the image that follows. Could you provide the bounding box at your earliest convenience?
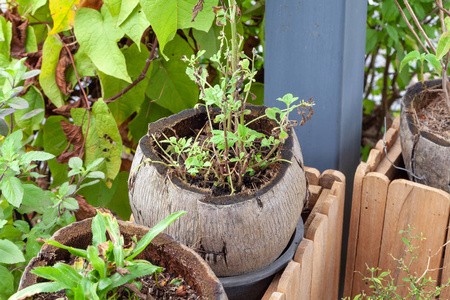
[156,130,282,197]
[32,270,204,300]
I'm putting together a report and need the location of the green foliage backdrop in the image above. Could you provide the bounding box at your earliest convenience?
[0,0,264,297]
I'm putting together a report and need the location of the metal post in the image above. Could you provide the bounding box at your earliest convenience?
[265,0,367,295]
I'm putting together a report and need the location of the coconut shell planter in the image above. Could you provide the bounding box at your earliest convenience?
[400,78,450,193]
[18,218,227,300]
[128,105,307,299]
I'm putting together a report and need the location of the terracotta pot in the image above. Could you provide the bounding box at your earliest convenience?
[400,79,450,193]
[18,219,227,300]
[129,105,307,276]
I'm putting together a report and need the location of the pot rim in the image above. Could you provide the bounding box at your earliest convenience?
[402,79,450,147]
[19,218,227,299]
[138,105,302,205]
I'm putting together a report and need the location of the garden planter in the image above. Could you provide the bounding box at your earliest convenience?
[400,78,450,193]
[344,117,450,298]
[18,218,227,300]
[220,217,304,300]
[128,105,308,277]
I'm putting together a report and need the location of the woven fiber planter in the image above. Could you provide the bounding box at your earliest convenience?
[18,218,227,300]
[128,105,307,277]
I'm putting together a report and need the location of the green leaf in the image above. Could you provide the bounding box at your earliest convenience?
[14,220,29,234]
[379,271,390,278]
[91,212,107,246]
[128,99,172,143]
[40,34,66,107]
[8,282,64,300]
[87,245,107,278]
[0,176,24,207]
[78,177,118,207]
[86,171,105,179]
[30,266,63,282]
[67,47,97,85]
[99,171,131,220]
[192,26,221,59]
[128,211,186,261]
[75,7,131,83]
[119,5,150,51]
[86,158,105,172]
[139,0,216,57]
[68,156,83,170]
[250,82,264,106]
[118,0,140,25]
[25,26,38,53]
[102,43,151,124]
[237,124,249,138]
[20,184,51,214]
[385,25,399,44]
[437,31,450,60]
[48,0,80,35]
[62,197,79,210]
[0,16,12,67]
[72,99,123,186]
[43,116,69,187]
[0,238,25,264]
[399,50,420,72]
[8,97,29,109]
[0,117,9,136]
[45,240,88,258]
[0,265,14,297]
[53,262,83,285]
[146,35,199,113]
[20,151,55,164]
[424,53,442,74]
[110,262,162,288]
[1,129,22,159]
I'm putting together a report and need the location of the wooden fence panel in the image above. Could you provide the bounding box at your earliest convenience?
[262,169,345,300]
[294,239,313,300]
[351,172,390,296]
[378,179,450,296]
[305,213,328,300]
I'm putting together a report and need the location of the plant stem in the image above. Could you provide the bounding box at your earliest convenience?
[402,0,436,53]
[393,0,432,54]
[104,37,159,103]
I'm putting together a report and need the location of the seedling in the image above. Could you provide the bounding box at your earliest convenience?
[9,210,186,300]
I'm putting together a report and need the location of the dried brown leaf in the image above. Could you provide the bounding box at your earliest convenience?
[55,48,74,95]
[6,10,27,57]
[52,99,84,118]
[78,0,103,10]
[192,0,204,22]
[56,120,84,163]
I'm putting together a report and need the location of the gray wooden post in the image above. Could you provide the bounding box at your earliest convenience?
[265,0,367,294]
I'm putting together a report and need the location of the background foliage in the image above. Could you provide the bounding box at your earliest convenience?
[0,0,265,297]
[361,0,449,160]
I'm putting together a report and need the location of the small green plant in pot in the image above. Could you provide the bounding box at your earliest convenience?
[11,210,227,300]
[10,211,184,299]
[393,0,450,193]
[129,0,313,283]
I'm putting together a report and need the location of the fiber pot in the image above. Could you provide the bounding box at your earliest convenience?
[400,78,450,193]
[18,218,227,300]
[128,105,308,276]
[219,217,304,300]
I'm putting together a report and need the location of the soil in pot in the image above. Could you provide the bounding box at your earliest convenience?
[18,219,227,300]
[400,79,450,193]
[31,271,203,300]
[129,105,307,276]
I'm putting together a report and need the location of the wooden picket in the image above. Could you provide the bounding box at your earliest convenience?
[344,116,450,298]
[262,168,346,300]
